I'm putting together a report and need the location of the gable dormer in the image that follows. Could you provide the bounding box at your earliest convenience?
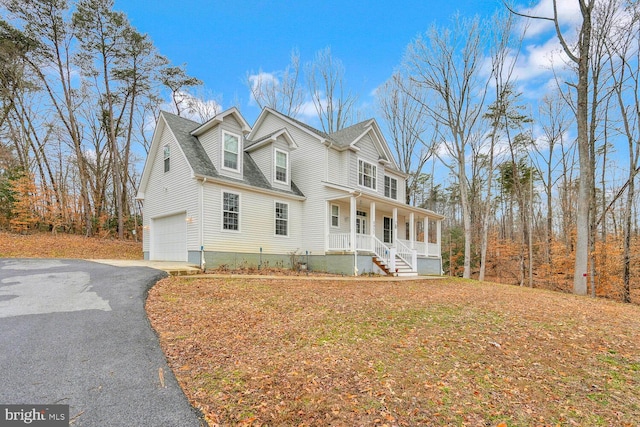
[245,128,298,191]
[190,107,251,180]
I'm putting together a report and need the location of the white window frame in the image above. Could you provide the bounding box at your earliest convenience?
[384,176,398,200]
[331,204,340,228]
[358,159,377,190]
[383,216,393,244]
[163,144,170,173]
[274,149,289,184]
[221,190,241,232]
[222,131,241,172]
[275,201,289,237]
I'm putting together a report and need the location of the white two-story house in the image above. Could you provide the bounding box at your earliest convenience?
[136,107,443,276]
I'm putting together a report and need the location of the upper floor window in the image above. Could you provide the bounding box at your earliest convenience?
[275,202,288,236]
[163,145,170,173]
[358,159,377,190]
[275,150,288,183]
[222,191,240,231]
[223,132,240,171]
[384,176,397,199]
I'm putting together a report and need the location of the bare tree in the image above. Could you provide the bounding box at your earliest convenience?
[403,15,489,279]
[305,47,358,133]
[506,0,595,295]
[246,49,304,118]
[376,72,434,206]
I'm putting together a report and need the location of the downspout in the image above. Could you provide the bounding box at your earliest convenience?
[200,178,207,271]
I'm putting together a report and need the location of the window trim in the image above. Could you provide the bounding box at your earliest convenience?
[274,148,289,184]
[221,190,241,232]
[221,130,241,172]
[358,158,377,190]
[383,216,393,244]
[330,204,340,228]
[163,144,170,173]
[275,201,289,237]
[384,175,398,200]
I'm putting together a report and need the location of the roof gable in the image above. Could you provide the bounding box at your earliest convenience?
[190,107,251,136]
[245,128,298,152]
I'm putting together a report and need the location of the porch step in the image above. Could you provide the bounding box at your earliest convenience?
[372,256,418,277]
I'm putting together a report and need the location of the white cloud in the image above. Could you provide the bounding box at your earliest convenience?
[163,90,223,123]
[517,0,583,39]
[247,71,279,106]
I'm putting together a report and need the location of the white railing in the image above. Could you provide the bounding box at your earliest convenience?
[371,235,392,268]
[356,234,374,252]
[427,242,440,257]
[413,241,427,256]
[396,239,417,270]
[328,233,350,251]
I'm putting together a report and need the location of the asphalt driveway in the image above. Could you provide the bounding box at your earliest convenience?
[0,259,204,426]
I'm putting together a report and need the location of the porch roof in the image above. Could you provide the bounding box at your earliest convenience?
[323,181,445,220]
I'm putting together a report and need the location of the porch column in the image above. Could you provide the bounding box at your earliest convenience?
[350,195,357,251]
[409,212,415,249]
[370,201,376,237]
[424,217,429,256]
[392,207,397,246]
[436,219,442,256]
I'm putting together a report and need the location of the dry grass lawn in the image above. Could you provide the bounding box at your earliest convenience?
[147,276,640,426]
[0,231,142,259]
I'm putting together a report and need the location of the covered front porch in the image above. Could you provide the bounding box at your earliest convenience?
[325,194,443,276]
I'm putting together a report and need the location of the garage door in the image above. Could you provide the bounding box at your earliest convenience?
[151,213,187,261]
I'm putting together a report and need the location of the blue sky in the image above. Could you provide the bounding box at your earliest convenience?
[114,0,510,124]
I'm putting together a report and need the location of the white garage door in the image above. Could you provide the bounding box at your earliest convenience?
[151,213,187,261]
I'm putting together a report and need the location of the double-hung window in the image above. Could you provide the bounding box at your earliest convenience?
[222,192,239,231]
[163,145,170,173]
[223,132,240,171]
[275,150,288,183]
[358,159,377,190]
[275,202,288,236]
[331,204,340,227]
[384,176,397,199]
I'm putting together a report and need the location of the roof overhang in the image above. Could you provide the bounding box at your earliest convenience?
[190,107,251,136]
[195,174,306,201]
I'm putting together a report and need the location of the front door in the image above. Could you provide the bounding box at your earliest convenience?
[383,216,393,244]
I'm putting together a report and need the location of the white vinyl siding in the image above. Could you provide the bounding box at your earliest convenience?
[202,183,303,254]
[141,120,199,256]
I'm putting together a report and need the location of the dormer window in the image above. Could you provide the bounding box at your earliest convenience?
[223,131,240,171]
[275,149,288,183]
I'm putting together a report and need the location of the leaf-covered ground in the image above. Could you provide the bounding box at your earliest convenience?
[147,277,640,426]
[0,231,142,259]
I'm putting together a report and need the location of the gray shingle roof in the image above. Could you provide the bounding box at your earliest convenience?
[160,111,304,198]
[328,120,372,149]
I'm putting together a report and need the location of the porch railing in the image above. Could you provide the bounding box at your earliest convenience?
[327,232,350,251]
[327,233,417,271]
[395,239,417,270]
